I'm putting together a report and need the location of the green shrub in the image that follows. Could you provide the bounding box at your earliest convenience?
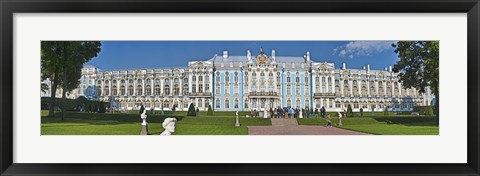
[187,103,196,116]
[426,106,434,116]
[98,102,106,113]
[207,105,214,116]
[347,105,353,117]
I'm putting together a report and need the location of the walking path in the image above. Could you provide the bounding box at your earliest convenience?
[247,118,368,135]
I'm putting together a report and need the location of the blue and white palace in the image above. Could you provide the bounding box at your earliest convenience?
[42,48,435,112]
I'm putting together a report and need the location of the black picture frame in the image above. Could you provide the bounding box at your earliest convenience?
[1,0,479,175]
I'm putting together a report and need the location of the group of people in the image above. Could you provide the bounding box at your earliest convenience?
[250,106,329,119]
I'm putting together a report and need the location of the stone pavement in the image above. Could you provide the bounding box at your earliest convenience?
[247,118,368,135]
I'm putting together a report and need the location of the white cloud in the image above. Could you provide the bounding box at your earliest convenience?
[334,41,395,58]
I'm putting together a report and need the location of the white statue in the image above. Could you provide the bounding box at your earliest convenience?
[160,118,177,136]
[141,110,147,126]
[235,111,240,127]
[338,111,343,126]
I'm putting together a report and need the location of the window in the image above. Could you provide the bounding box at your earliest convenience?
[173,84,179,95]
[198,84,203,93]
[163,101,169,109]
[192,84,196,93]
[128,85,134,96]
[199,76,203,82]
[136,85,143,95]
[164,85,170,95]
[145,85,151,95]
[234,99,239,108]
[216,99,220,108]
[287,76,291,83]
[120,86,125,95]
[205,84,209,92]
[112,86,117,95]
[244,100,249,108]
[225,99,230,108]
[192,76,196,81]
[155,85,161,95]
[205,100,209,108]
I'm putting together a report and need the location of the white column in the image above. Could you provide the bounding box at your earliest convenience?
[142,79,145,96]
[325,75,329,93]
[101,79,104,96]
[349,80,353,97]
[117,80,120,96]
[170,78,173,96]
[125,79,129,96]
[398,83,402,97]
[340,78,344,97]
[209,72,213,93]
[202,76,205,93]
[331,74,335,94]
[357,80,361,97]
[151,80,154,96]
[319,75,323,93]
[133,79,137,96]
[188,73,192,93]
[375,81,379,97]
[391,82,395,97]
[367,80,370,97]
[179,78,183,96]
[160,79,164,95]
[383,81,387,97]
[312,73,316,93]
[109,80,112,96]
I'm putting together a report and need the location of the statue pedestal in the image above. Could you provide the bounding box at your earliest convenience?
[140,125,149,135]
[299,111,303,118]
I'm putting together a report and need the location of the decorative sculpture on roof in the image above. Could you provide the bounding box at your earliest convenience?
[255,47,270,65]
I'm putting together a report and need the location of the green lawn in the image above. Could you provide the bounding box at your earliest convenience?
[297,116,439,135]
[41,110,270,135]
[42,110,438,135]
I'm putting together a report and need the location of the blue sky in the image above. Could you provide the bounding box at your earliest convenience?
[86,41,399,71]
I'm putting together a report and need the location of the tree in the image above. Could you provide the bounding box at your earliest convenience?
[98,102,106,113]
[392,41,439,121]
[347,105,353,117]
[207,105,214,116]
[41,41,102,120]
[187,103,196,116]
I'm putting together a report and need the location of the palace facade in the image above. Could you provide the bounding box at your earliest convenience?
[41,48,435,112]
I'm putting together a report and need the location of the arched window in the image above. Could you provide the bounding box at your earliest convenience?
[120,85,125,95]
[155,85,161,95]
[136,85,142,95]
[145,85,151,95]
[164,85,170,95]
[104,86,109,96]
[173,84,179,95]
[128,85,134,96]
[225,99,230,109]
[112,85,117,96]
[234,99,239,108]
[183,84,189,95]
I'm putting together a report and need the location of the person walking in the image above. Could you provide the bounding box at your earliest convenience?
[321,106,326,118]
[315,108,319,118]
[326,115,333,128]
[360,108,364,118]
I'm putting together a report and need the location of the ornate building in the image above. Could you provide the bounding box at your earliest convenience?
[41,48,435,112]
